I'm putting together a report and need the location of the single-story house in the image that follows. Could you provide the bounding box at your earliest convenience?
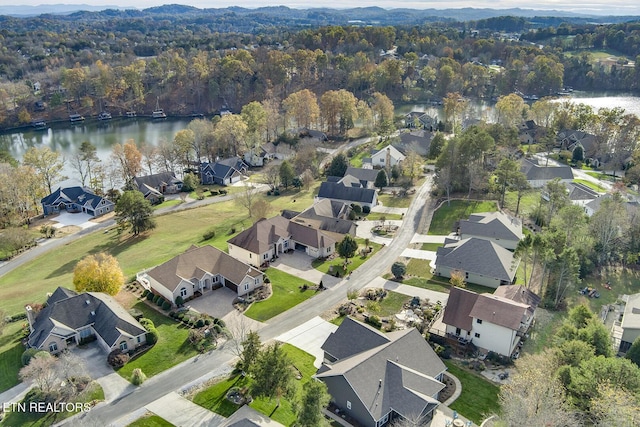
[368,145,405,169]
[442,286,538,357]
[133,172,183,203]
[613,293,640,354]
[284,199,357,240]
[41,186,114,218]
[26,287,147,355]
[137,245,264,303]
[316,179,378,209]
[228,216,336,267]
[344,167,381,189]
[520,158,574,188]
[458,211,523,250]
[200,157,248,186]
[316,317,446,427]
[564,182,601,209]
[244,142,295,167]
[434,237,519,288]
[583,193,640,218]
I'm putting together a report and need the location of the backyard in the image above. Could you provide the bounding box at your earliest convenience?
[192,344,316,426]
[428,200,498,235]
[445,361,500,425]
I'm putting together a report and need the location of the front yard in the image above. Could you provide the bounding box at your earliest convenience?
[0,322,26,392]
[192,344,316,426]
[312,240,382,277]
[428,200,498,235]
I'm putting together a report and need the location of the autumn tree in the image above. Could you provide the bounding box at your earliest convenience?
[495,93,528,129]
[449,270,466,288]
[22,146,65,194]
[297,380,330,427]
[115,190,156,235]
[19,353,59,396]
[73,252,124,295]
[283,89,320,130]
[111,140,142,185]
[241,101,267,150]
[237,183,260,218]
[320,89,358,136]
[371,92,395,137]
[442,92,468,134]
[70,141,100,188]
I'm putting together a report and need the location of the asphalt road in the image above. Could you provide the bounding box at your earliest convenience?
[74,175,435,426]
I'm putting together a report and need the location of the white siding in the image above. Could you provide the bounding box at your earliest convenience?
[228,244,271,267]
[471,319,518,356]
[434,265,502,288]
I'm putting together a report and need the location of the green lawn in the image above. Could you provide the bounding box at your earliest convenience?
[420,242,442,251]
[378,291,410,317]
[428,200,498,235]
[406,258,433,278]
[0,322,26,392]
[578,267,640,313]
[0,381,104,426]
[585,171,617,182]
[364,212,404,221]
[312,241,381,277]
[522,309,566,355]
[377,194,412,208]
[573,179,606,192]
[117,302,198,381]
[193,344,316,426]
[503,190,540,218]
[244,268,316,322]
[153,199,182,210]
[445,361,500,425]
[127,413,175,427]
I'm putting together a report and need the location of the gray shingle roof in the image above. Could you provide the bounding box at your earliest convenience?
[317,319,446,421]
[398,130,432,156]
[565,182,600,201]
[41,186,112,211]
[317,181,376,205]
[345,167,380,185]
[146,245,262,292]
[493,284,541,317]
[520,158,574,181]
[227,216,291,255]
[435,237,518,282]
[459,211,523,242]
[133,172,181,194]
[321,316,390,360]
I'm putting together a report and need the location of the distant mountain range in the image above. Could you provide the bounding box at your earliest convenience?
[0,4,638,24]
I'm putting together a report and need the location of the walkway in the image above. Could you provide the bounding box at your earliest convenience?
[411,233,448,244]
[276,316,338,368]
[270,250,341,288]
[144,392,225,427]
[401,248,437,261]
[365,277,449,304]
[354,220,400,245]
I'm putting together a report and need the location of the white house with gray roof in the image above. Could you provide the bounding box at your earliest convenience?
[26,287,147,355]
[137,245,264,303]
[459,211,523,250]
[316,317,446,427]
[434,237,519,288]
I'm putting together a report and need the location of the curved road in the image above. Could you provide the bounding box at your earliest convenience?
[76,175,435,426]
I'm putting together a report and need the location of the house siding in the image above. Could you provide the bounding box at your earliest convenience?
[434,265,504,289]
[471,319,519,356]
[228,244,271,267]
[321,376,376,427]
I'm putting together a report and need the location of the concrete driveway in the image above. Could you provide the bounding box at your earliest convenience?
[276,316,337,368]
[50,211,96,229]
[270,251,341,289]
[188,287,237,319]
[365,277,449,305]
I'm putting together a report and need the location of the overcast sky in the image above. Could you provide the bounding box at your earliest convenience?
[9,1,640,16]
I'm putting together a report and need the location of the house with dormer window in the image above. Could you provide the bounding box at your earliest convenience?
[41,186,114,218]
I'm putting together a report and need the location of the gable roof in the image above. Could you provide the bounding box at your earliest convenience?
[41,186,111,210]
[622,293,640,332]
[321,316,391,360]
[345,167,380,184]
[317,319,446,422]
[469,294,529,330]
[222,405,285,427]
[227,216,291,255]
[436,237,518,282]
[442,287,479,331]
[565,182,600,201]
[459,211,523,242]
[146,245,262,292]
[398,130,432,156]
[28,287,145,349]
[291,200,355,235]
[317,181,376,205]
[372,144,406,162]
[493,284,541,317]
[133,172,181,193]
[202,157,248,180]
[520,158,574,181]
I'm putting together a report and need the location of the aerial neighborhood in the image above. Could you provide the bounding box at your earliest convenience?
[2,4,640,427]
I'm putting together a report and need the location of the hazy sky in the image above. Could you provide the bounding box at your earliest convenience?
[9,1,640,16]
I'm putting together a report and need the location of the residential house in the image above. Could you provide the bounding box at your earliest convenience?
[137,245,264,303]
[316,176,378,209]
[405,111,437,131]
[520,158,574,188]
[434,237,519,288]
[557,129,597,158]
[244,142,294,167]
[200,157,248,186]
[583,193,640,218]
[133,172,183,204]
[369,145,406,169]
[344,167,382,189]
[442,286,538,357]
[316,317,446,427]
[613,293,640,354]
[284,199,357,240]
[228,216,336,267]
[397,130,432,157]
[564,182,600,209]
[25,287,147,355]
[41,186,114,218]
[458,211,523,250]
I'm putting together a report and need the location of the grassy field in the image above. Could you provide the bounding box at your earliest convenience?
[573,179,606,192]
[428,200,497,235]
[193,344,316,426]
[445,361,500,425]
[117,302,198,381]
[577,267,640,313]
[0,322,26,392]
[244,268,316,322]
[127,413,175,427]
[365,212,404,221]
[503,190,540,219]
[406,258,432,278]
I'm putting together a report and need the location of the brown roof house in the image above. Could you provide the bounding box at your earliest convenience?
[26,287,147,355]
[137,245,264,304]
[442,286,539,357]
[434,237,519,288]
[458,211,523,250]
[316,317,446,427]
[228,216,336,267]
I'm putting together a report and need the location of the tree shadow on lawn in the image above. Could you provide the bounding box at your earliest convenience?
[196,375,246,417]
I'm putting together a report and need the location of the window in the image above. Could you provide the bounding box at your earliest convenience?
[476,319,483,324]
[137,336,142,343]
[80,328,92,338]
[180,287,188,297]
[378,413,389,426]
[263,253,269,260]
[254,277,260,285]
[120,341,128,351]
[244,283,250,291]
[284,241,288,248]
[455,328,461,336]
[379,158,384,163]
[49,342,58,352]
[346,400,351,410]
[474,333,480,338]
[249,253,252,258]
[465,272,469,279]
[327,247,332,253]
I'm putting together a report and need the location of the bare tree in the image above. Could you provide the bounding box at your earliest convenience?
[236,183,260,218]
[262,163,280,191]
[19,353,59,395]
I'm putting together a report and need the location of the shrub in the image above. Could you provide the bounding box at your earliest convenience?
[213,324,222,334]
[21,349,49,366]
[146,327,159,345]
[152,294,160,304]
[264,276,270,284]
[204,318,212,326]
[130,368,147,385]
[178,313,185,320]
[156,297,165,307]
[142,289,150,298]
[107,349,130,368]
[351,203,362,215]
[196,318,205,328]
[362,205,371,214]
[202,229,216,240]
[365,315,382,328]
[146,292,155,301]
[162,300,171,311]
[175,296,184,307]
[210,190,219,196]
[169,311,176,318]
[216,319,225,328]
[139,318,155,329]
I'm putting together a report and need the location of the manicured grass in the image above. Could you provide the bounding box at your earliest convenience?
[244,268,316,322]
[329,315,346,326]
[406,258,433,278]
[573,179,606,192]
[0,322,25,392]
[312,241,382,277]
[420,242,442,251]
[445,361,500,425]
[404,277,450,293]
[378,291,410,317]
[0,381,104,426]
[364,212,404,221]
[127,413,175,427]
[377,194,412,208]
[522,309,566,355]
[428,200,497,235]
[153,199,182,210]
[117,302,198,381]
[585,171,617,182]
[193,344,316,426]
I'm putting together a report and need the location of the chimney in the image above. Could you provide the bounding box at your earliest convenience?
[385,147,391,176]
[25,305,35,332]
